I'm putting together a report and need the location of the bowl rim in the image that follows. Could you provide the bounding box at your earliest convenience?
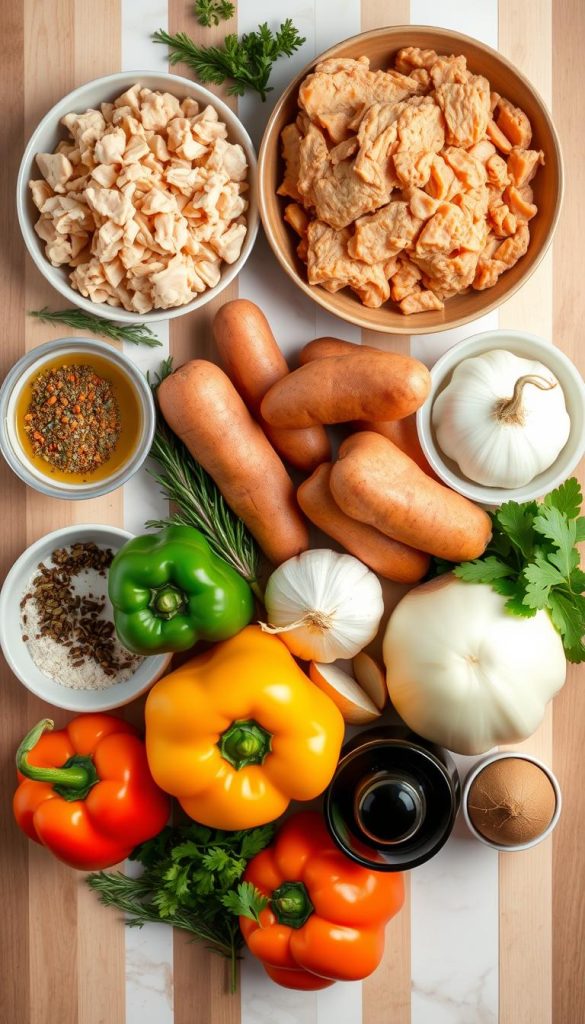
[0,523,172,712]
[257,24,565,336]
[416,328,585,505]
[462,750,562,851]
[16,69,259,324]
[0,336,156,499]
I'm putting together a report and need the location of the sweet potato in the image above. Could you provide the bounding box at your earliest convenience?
[158,360,309,565]
[354,417,439,480]
[261,350,431,428]
[298,463,430,582]
[330,432,491,562]
[213,300,330,472]
[299,337,437,477]
[299,336,364,364]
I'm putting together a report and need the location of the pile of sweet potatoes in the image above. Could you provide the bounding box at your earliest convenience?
[158,300,491,579]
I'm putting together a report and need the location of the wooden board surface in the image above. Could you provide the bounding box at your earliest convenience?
[0,2,583,1023]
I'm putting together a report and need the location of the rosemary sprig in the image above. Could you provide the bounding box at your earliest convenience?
[29,307,162,348]
[147,359,263,600]
[87,872,236,957]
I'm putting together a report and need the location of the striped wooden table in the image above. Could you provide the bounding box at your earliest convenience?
[1,2,583,1022]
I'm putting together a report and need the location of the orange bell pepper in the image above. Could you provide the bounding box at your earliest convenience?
[240,811,404,989]
[145,626,344,830]
[13,715,170,870]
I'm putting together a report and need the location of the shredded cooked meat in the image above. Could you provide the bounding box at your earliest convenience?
[435,76,491,147]
[298,57,423,143]
[306,220,390,307]
[279,44,544,315]
[349,201,422,263]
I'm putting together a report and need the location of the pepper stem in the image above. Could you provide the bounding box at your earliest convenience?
[271,882,314,929]
[494,374,557,426]
[218,719,272,770]
[16,719,99,801]
[149,584,186,620]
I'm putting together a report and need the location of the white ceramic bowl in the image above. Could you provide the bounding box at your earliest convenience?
[16,71,258,323]
[0,337,156,499]
[0,524,171,712]
[462,751,562,852]
[417,330,585,506]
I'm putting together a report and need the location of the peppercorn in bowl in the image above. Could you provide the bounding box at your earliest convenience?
[0,338,155,499]
[0,525,171,712]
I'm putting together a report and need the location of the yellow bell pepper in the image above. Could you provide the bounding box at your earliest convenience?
[145,625,345,830]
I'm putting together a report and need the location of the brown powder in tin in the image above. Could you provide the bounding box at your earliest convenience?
[468,757,556,846]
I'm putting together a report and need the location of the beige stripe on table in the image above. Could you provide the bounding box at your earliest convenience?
[497,3,555,1023]
[551,2,585,1022]
[359,3,412,1024]
[22,3,125,1023]
[165,2,241,1022]
[0,1,30,1019]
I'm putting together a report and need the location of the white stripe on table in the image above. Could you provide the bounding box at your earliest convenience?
[408,3,500,1022]
[238,1,361,1022]
[120,4,174,1024]
[238,0,361,361]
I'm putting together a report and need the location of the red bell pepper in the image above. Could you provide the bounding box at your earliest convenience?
[240,811,405,989]
[14,715,169,870]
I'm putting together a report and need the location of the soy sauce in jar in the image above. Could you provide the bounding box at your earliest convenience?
[355,771,427,846]
[325,726,460,871]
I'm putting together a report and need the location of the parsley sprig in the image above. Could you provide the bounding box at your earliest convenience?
[435,478,585,662]
[87,822,274,992]
[194,0,235,27]
[153,20,305,101]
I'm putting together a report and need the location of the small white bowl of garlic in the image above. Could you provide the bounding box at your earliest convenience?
[417,329,585,506]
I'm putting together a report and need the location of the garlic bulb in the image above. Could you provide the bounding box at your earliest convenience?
[432,349,571,488]
[262,549,384,663]
[384,574,566,755]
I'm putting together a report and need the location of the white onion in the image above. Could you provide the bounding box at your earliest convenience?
[261,549,384,663]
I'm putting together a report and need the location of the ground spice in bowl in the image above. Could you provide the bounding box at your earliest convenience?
[23,363,121,475]
[20,541,141,690]
[467,756,557,847]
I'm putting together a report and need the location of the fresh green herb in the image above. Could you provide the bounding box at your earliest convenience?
[146,359,263,600]
[152,19,305,101]
[87,822,275,993]
[29,307,162,348]
[194,0,235,27]
[434,478,585,662]
[222,880,269,924]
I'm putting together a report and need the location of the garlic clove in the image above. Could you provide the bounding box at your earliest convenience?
[352,652,387,710]
[309,661,382,724]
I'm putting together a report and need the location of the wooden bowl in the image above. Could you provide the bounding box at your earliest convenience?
[258,26,563,336]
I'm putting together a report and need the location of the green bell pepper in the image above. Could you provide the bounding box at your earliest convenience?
[108,525,254,655]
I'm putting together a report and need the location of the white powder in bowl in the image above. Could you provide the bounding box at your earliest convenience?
[20,547,142,690]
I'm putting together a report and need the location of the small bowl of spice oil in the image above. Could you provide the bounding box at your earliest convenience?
[0,524,171,712]
[0,337,155,499]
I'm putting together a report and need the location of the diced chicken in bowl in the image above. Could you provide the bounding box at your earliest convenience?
[29,83,249,313]
[278,47,544,316]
